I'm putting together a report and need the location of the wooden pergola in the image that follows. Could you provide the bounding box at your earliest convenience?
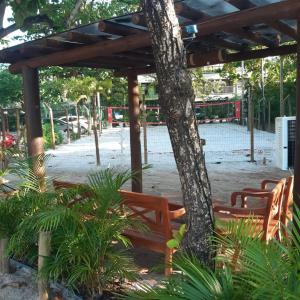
[0,0,299,205]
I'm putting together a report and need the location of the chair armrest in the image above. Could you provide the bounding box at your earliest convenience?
[231,191,273,207]
[168,202,184,210]
[240,188,269,207]
[214,205,266,216]
[169,207,186,220]
[261,179,279,190]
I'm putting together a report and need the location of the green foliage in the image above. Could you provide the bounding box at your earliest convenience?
[167,224,186,249]
[0,68,22,107]
[42,123,63,149]
[125,212,300,300]
[2,168,138,298]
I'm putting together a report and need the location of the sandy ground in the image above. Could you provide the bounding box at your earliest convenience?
[46,124,290,205]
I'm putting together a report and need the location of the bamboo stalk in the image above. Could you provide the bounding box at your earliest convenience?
[38,231,51,300]
[0,238,9,274]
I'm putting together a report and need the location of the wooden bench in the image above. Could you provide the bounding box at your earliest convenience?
[120,190,185,276]
[53,180,186,275]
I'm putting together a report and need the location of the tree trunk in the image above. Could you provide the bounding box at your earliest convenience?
[92,95,100,166]
[76,104,81,139]
[142,0,214,264]
[16,108,21,150]
[45,103,55,150]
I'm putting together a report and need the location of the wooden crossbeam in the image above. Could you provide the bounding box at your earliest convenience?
[8,1,299,74]
[196,0,300,37]
[227,0,297,39]
[133,2,275,48]
[9,33,151,74]
[67,31,108,44]
[115,44,297,76]
[98,20,146,36]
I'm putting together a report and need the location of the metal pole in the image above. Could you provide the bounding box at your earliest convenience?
[142,95,148,165]
[280,56,284,117]
[248,87,255,162]
[241,60,245,126]
[293,19,300,210]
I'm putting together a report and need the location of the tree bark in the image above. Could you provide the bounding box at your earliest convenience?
[142,0,214,264]
[0,14,54,39]
[92,95,100,166]
[65,0,85,29]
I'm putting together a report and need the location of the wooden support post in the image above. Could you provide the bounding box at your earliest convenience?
[92,95,100,166]
[0,238,9,274]
[294,19,300,210]
[38,232,51,300]
[45,103,55,150]
[128,74,142,192]
[16,108,20,150]
[22,66,45,187]
[248,87,255,162]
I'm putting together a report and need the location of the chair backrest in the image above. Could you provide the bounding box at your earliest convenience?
[52,180,92,207]
[119,190,172,240]
[263,178,286,240]
[281,176,294,227]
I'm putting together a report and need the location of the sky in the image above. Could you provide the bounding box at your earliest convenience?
[1,6,24,49]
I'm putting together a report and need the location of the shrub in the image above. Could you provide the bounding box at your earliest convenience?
[5,168,137,299]
[124,212,300,300]
[43,123,63,149]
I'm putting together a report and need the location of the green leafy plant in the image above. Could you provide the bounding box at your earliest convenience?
[7,168,139,299]
[42,123,63,149]
[167,224,186,249]
[124,210,300,300]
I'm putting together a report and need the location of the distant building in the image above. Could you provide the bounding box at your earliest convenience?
[138,65,242,103]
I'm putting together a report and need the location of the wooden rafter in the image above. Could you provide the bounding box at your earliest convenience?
[115,44,297,76]
[227,0,297,39]
[7,1,300,74]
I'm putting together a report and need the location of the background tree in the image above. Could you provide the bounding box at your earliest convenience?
[141,0,214,264]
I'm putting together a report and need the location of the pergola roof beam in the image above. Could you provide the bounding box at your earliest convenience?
[67,32,108,44]
[98,20,146,36]
[227,0,297,39]
[9,33,151,74]
[115,44,297,76]
[195,0,300,38]
[8,1,299,74]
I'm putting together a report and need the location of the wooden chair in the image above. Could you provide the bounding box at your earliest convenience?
[214,178,286,242]
[120,190,186,276]
[241,176,294,238]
